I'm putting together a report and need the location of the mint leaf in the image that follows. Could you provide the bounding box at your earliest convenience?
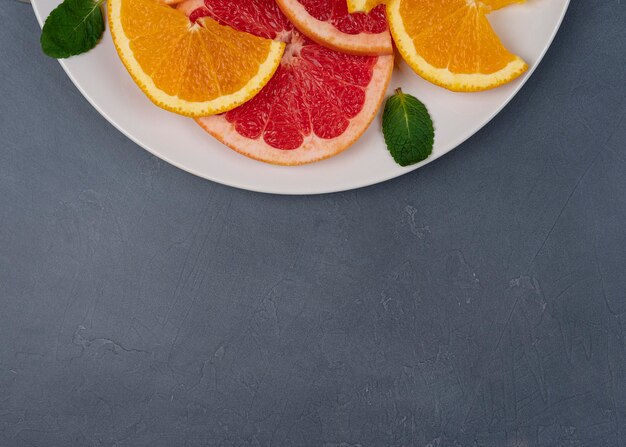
[41,0,105,59]
[382,88,435,167]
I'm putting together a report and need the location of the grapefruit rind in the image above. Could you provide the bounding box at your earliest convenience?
[386,0,528,92]
[276,0,393,56]
[196,54,395,166]
[108,0,285,117]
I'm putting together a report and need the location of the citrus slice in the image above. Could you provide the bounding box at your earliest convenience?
[482,0,526,11]
[274,0,392,55]
[386,0,528,92]
[347,0,383,13]
[348,0,525,13]
[108,0,285,116]
[179,0,394,165]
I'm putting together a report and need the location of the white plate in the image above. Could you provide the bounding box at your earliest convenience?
[32,0,569,195]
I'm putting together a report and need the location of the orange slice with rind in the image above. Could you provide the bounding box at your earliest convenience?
[108,0,285,116]
[349,0,528,92]
[482,0,526,11]
[348,0,526,13]
[347,0,383,13]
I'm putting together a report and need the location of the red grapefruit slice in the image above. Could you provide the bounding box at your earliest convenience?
[275,0,393,55]
[179,0,394,166]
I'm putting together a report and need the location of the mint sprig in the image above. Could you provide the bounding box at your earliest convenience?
[41,0,105,59]
[382,88,435,167]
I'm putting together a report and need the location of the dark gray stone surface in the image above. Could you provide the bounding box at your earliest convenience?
[1,1,625,446]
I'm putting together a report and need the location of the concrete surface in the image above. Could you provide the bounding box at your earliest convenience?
[1,1,625,445]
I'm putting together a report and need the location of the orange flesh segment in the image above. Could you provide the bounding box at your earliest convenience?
[398,0,466,33]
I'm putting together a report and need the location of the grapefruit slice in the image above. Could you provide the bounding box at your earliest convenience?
[179,0,394,165]
[275,0,393,55]
[108,0,284,116]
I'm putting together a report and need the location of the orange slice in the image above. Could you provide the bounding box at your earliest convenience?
[482,0,526,11]
[108,0,285,116]
[347,0,382,13]
[386,0,527,91]
[348,0,525,12]
[349,0,528,91]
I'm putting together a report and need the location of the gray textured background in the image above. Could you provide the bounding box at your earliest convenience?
[1,1,625,446]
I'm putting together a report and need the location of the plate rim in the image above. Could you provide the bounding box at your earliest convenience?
[31,0,570,195]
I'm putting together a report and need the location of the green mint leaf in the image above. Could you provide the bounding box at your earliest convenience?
[40,0,105,59]
[382,88,435,167]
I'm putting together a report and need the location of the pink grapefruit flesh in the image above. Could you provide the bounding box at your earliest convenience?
[179,0,394,166]
[275,0,393,55]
